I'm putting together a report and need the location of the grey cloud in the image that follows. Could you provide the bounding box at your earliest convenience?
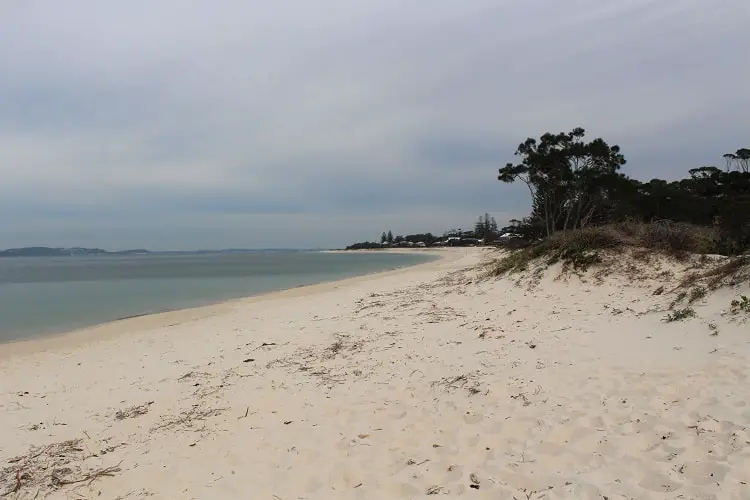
[0,0,748,248]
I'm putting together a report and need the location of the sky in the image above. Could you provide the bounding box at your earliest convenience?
[1,0,749,250]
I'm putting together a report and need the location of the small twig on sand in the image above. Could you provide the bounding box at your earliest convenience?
[426,485,444,495]
[52,464,122,487]
[254,342,278,350]
[549,326,571,333]
[406,458,430,466]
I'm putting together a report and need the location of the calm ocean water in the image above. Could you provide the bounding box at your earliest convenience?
[0,251,434,343]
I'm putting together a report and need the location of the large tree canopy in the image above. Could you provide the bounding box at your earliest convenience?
[498,129,750,253]
[498,127,626,236]
[723,148,750,173]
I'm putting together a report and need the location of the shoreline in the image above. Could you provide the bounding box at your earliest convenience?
[3,246,747,499]
[0,248,456,359]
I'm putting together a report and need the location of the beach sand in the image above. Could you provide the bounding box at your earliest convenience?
[1,247,749,499]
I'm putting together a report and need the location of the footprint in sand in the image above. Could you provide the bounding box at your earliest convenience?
[305,478,323,493]
[443,464,464,481]
[638,472,682,493]
[434,444,460,457]
[648,442,685,462]
[463,412,482,424]
[390,410,408,420]
[383,481,421,497]
[465,434,480,447]
[686,460,730,485]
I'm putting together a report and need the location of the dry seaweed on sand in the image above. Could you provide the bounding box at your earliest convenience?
[431,373,483,396]
[1,438,120,498]
[323,335,364,359]
[150,404,227,432]
[115,401,154,421]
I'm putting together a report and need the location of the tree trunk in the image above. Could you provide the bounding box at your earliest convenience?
[544,194,554,237]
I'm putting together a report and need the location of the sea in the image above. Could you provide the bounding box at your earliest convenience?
[0,251,435,343]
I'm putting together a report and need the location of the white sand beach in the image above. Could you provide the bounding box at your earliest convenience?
[1,247,749,499]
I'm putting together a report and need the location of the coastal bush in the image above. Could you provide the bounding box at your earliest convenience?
[486,221,719,277]
[664,307,697,322]
[700,255,750,288]
[730,295,750,315]
[669,290,688,309]
[486,250,533,275]
[619,220,718,257]
[688,286,708,303]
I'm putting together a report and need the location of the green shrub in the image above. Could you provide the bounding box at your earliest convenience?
[664,307,697,322]
[688,286,707,303]
[669,291,688,309]
[730,295,750,314]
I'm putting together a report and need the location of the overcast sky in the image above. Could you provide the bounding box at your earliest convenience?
[1,1,748,249]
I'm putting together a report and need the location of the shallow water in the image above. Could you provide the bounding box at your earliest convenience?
[0,251,434,343]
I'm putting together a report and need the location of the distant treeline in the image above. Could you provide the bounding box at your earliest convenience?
[498,128,750,254]
[345,213,506,250]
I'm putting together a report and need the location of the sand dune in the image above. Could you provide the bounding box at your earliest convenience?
[1,247,749,499]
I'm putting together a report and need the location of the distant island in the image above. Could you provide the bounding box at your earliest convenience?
[0,247,151,258]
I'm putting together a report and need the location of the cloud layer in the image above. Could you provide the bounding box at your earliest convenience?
[2,0,748,249]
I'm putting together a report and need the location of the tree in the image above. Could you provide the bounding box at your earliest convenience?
[723,148,750,173]
[501,218,542,239]
[386,230,394,244]
[403,233,438,245]
[498,128,626,236]
[473,213,499,241]
[381,232,387,244]
[473,218,485,239]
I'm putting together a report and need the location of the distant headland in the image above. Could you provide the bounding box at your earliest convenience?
[0,247,151,258]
